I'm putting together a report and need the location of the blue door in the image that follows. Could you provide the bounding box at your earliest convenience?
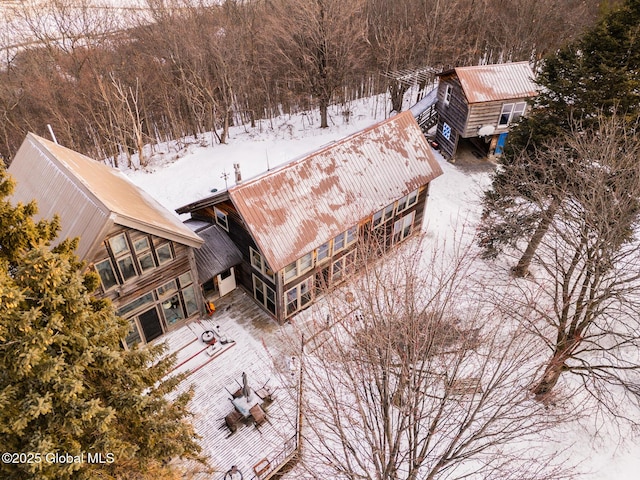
[494,132,508,155]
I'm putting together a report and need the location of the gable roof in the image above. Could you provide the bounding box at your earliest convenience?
[8,133,203,260]
[442,62,538,104]
[180,111,442,272]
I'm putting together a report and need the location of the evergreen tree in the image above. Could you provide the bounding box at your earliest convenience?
[478,0,640,275]
[0,167,202,479]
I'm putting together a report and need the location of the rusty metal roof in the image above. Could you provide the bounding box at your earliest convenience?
[448,62,539,104]
[9,133,203,260]
[226,111,443,272]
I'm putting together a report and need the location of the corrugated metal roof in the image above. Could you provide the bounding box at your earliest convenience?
[227,111,443,272]
[185,221,242,280]
[451,62,538,104]
[8,134,203,260]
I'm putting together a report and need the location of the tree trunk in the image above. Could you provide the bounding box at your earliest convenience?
[389,81,408,113]
[512,196,561,277]
[532,353,566,398]
[319,96,329,128]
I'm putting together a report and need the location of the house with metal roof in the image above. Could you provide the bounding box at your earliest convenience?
[435,62,539,160]
[8,133,206,346]
[177,111,443,323]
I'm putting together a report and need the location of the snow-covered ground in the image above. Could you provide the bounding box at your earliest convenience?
[122,94,640,479]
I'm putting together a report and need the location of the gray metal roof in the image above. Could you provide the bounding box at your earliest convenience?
[226,111,443,272]
[188,222,242,280]
[442,62,539,104]
[8,133,203,260]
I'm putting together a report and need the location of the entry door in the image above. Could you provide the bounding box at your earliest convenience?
[138,307,163,343]
[217,267,237,297]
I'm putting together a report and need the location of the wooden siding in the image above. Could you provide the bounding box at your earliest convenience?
[434,120,458,160]
[88,224,202,322]
[437,77,469,135]
[463,99,529,138]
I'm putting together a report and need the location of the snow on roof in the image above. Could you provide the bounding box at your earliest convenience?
[446,62,539,104]
[9,133,203,258]
[225,111,443,272]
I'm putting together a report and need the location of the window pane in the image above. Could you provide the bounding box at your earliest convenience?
[215,207,229,231]
[300,278,313,307]
[253,276,265,304]
[178,271,193,287]
[251,248,263,270]
[317,242,330,262]
[125,319,142,348]
[286,288,298,316]
[499,103,513,126]
[407,189,419,207]
[384,204,395,220]
[373,210,383,228]
[397,195,408,211]
[96,259,118,290]
[333,232,346,252]
[300,253,313,272]
[346,226,357,244]
[158,280,177,297]
[162,294,184,325]
[156,243,173,264]
[118,292,155,317]
[512,102,526,123]
[118,256,137,281]
[284,262,298,281]
[332,259,344,282]
[109,233,129,256]
[182,285,199,317]
[133,236,150,253]
[139,252,155,272]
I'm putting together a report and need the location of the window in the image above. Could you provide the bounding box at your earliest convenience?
[133,235,156,273]
[109,233,129,256]
[286,277,313,317]
[373,204,395,229]
[250,247,274,281]
[214,206,229,231]
[316,242,330,263]
[284,252,313,283]
[95,259,118,290]
[253,275,276,315]
[393,211,416,243]
[162,294,184,325]
[346,226,357,245]
[511,102,526,123]
[117,292,155,317]
[444,85,452,106]
[331,249,357,285]
[397,189,420,213]
[133,236,150,253]
[156,243,173,265]
[498,102,526,127]
[182,285,199,317]
[333,231,346,254]
[157,280,177,297]
[117,255,137,282]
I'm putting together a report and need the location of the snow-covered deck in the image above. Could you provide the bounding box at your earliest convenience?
[157,290,300,480]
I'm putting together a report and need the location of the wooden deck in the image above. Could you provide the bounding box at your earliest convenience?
[156,289,300,479]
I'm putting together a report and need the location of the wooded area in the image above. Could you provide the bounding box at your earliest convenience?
[0,0,605,163]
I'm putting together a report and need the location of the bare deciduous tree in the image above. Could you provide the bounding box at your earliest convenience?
[290,240,572,480]
[501,119,640,406]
